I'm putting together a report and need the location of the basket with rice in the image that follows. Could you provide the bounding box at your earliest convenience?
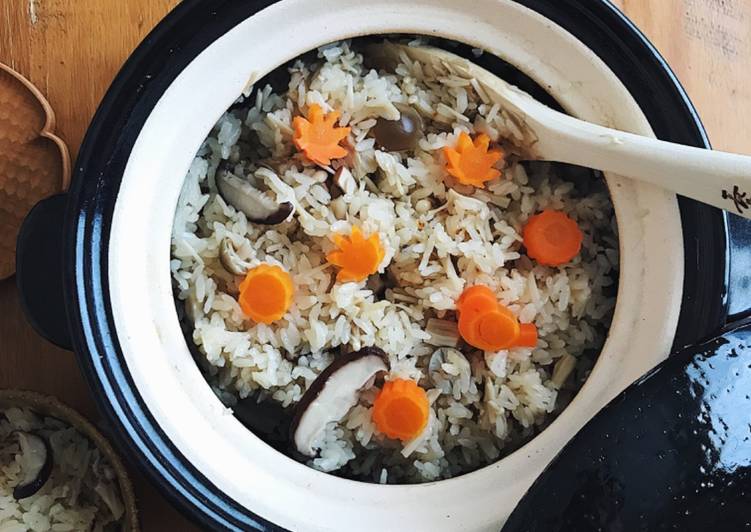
[0,390,136,531]
[171,38,618,484]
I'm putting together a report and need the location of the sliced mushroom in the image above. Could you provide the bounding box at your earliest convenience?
[425,318,460,348]
[219,238,253,276]
[428,348,448,382]
[483,376,501,417]
[372,104,424,152]
[216,163,293,224]
[447,188,488,214]
[365,273,390,300]
[182,292,202,324]
[13,431,53,500]
[428,347,467,384]
[290,347,388,457]
[362,45,399,74]
[363,42,401,73]
[551,354,577,389]
[427,347,472,398]
[332,166,358,196]
[362,175,381,194]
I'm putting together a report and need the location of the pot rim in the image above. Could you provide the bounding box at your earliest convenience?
[64,0,728,530]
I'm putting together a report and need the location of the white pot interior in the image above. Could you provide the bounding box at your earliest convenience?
[108,0,684,530]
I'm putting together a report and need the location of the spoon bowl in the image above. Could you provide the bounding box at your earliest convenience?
[382,43,751,219]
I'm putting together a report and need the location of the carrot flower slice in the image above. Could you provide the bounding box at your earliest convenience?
[468,309,521,352]
[443,132,503,188]
[326,226,385,283]
[517,323,538,347]
[456,285,499,321]
[456,284,537,351]
[292,104,351,166]
[372,379,430,441]
[523,210,583,266]
[238,264,294,324]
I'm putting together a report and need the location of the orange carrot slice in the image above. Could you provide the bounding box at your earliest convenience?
[238,264,294,324]
[523,210,583,266]
[517,323,538,347]
[470,308,521,351]
[293,104,351,166]
[372,379,430,441]
[326,226,385,283]
[456,285,500,343]
[456,284,538,351]
[457,285,498,321]
[443,132,503,188]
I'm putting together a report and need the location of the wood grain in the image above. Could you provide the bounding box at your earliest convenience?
[611,0,751,152]
[0,2,192,530]
[0,1,748,530]
[0,0,181,161]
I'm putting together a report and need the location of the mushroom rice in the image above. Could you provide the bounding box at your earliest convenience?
[0,407,125,531]
[171,39,618,483]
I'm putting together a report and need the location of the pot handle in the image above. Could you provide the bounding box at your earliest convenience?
[15,194,72,350]
[726,213,751,323]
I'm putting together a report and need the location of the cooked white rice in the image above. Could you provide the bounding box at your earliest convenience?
[171,40,618,483]
[0,407,125,531]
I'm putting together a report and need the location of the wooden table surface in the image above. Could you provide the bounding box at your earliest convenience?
[0,1,749,530]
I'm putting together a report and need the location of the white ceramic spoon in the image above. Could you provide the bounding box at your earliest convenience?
[380,43,751,219]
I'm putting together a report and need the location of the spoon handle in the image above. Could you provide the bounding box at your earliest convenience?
[529,105,751,219]
[388,42,751,218]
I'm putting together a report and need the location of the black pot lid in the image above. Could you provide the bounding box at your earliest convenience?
[502,319,751,531]
[61,0,740,530]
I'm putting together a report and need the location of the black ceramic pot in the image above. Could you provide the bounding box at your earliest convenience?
[14,0,751,530]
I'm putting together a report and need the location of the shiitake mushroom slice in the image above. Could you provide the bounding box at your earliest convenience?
[216,162,293,225]
[12,431,53,500]
[290,347,388,457]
